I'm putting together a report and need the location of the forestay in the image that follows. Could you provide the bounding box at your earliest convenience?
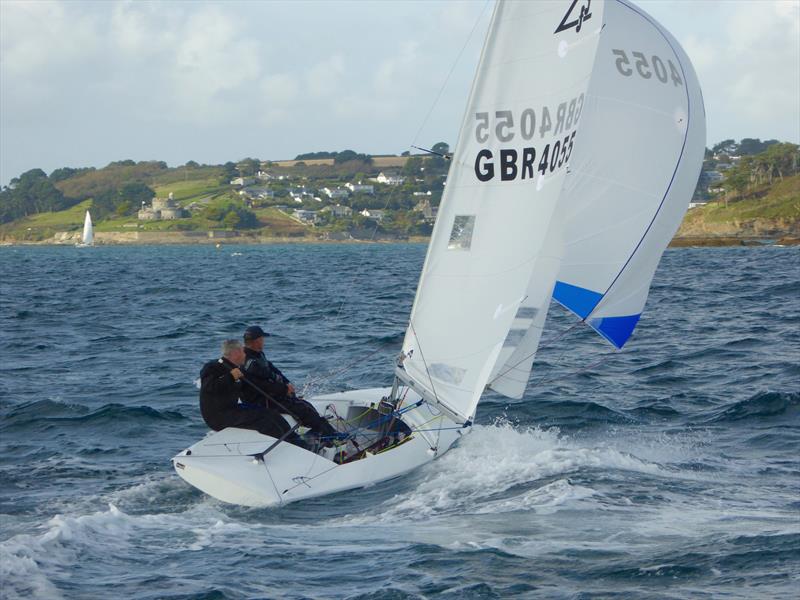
[400,0,604,421]
[487,0,706,398]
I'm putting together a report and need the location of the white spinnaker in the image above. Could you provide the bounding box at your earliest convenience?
[551,0,705,349]
[82,211,94,245]
[401,0,604,421]
[485,0,706,397]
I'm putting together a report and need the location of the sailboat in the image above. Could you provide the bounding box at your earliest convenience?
[173,0,705,507]
[76,210,94,247]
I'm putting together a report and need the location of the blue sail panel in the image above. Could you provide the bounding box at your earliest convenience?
[552,281,603,319]
[587,314,641,349]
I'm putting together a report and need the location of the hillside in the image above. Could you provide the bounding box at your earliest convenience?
[2,140,798,245]
[0,151,447,243]
[676,174,800,241]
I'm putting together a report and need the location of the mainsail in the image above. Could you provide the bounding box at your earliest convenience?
[400,0,605,422]
[486,0,706,397]
[82,210,94,246]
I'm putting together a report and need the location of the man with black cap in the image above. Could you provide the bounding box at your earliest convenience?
[241,325,340,445]
[199,339,307,448]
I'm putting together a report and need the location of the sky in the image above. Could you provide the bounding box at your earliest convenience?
[1,0,798,185]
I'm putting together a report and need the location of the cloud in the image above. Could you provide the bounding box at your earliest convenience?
[0,1,98,75]
[664,0,800,142]
[258,74,301,125]
[306,54,346,98]
[5,0,791,186]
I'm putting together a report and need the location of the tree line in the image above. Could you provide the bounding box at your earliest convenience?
[0,161,163,224]
[719,142,799,197]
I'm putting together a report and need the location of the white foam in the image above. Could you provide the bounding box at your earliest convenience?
[0,545,64,600]
[0,504,133,600]
[0,498,294,597]
[475,478,596,515]
[335,421,666,525]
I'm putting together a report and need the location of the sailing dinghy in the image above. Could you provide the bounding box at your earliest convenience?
[173,0,704,507]
[76,210,94,247]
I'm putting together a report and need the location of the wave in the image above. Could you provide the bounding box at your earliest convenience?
[763,281,800,297]
[703,391,800,424]
[1,401,186,433]
[489,398,636,427]
[0,499,263,599]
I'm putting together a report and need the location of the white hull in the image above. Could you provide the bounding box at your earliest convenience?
[172,387,467,507]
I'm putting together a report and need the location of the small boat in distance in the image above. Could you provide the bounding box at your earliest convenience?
[173,0,705,507]
[76,210,94,247]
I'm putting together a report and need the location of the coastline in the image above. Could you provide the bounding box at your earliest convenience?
[0,230,432,246]
[1,231,798,247]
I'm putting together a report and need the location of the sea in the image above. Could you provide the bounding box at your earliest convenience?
[0,243,798,599]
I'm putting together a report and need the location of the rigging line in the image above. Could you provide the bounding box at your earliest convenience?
[410,0,492,148]
[316,165,408,390]
[486,319,582,387]
[300,346,384,396]
[408,320,442,407]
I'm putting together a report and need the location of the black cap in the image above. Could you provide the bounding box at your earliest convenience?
[243,325,270,341]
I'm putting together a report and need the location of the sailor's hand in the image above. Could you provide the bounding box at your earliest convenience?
[287,383,296,396]
[230,368,243,381]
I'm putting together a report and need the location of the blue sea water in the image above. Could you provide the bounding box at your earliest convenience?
[0,243,798,599]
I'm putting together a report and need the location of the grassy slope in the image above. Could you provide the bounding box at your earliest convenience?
[678,174,799,236]
[0,200,92,240]
[151,169,229,205]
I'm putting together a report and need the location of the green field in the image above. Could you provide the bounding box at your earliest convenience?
[152,177,229,205]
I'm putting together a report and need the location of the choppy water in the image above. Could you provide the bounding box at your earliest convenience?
[0,243,798,599]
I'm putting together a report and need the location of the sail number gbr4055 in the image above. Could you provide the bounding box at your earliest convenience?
[473,93,583,183]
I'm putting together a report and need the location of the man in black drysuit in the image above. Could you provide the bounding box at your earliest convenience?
[241,325,339,445]
[199,338,307,448]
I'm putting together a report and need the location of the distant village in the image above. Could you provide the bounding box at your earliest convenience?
[135,156,445,239]
[690,140,740,209]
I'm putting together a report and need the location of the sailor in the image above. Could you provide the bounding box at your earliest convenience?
[199,339,307,448]
[241,325,340,445]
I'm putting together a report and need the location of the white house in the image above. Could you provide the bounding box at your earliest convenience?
[239,186,274,200]
[230,176,256,186]
[413,198,438,222]
[374,172,405,186]
[321,204,353,218]
[360,208,386,222]
[293,209,317,223]
[345,182,374,194]
[289,187,314,203]
[321,187,350,200]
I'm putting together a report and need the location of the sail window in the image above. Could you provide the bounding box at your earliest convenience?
[429,363,466,386]
[515,306,539,320]
[448,215,476,250]
[502,328,527,348]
